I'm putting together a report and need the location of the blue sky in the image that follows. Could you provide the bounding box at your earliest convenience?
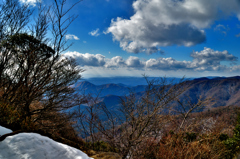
[23,0,240,78]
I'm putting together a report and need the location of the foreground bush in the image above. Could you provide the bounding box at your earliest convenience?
[224,113,240,158]
[123,106,239,159]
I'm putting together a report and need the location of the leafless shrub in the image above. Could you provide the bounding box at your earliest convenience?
[76,76,190,158]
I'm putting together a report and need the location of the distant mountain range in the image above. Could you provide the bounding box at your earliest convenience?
[78,77,186,86]
[73,76,240,111]
[74,81,147,97]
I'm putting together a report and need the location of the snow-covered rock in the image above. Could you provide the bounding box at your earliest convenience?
[0,126,12,136]
[0,133,93,159]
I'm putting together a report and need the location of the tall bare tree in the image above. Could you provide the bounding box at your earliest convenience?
[0,0,83,131]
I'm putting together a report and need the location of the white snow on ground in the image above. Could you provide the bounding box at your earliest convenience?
[0,126,12,136]
[0,133,93,159]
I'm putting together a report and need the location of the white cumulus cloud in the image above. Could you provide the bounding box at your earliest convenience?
[106,0,240,54]
[105,56,126,68]
[190,47,238,70]
[126,56,145,68]
[145,58,191,70]
[65,34,79,40]
[63,48,239,73]
[64,51,106,67]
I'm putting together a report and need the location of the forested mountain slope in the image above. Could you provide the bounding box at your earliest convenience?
[182,76,240,108]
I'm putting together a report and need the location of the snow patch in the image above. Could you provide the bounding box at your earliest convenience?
[0,126,12,136]
[0,133,93,159]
